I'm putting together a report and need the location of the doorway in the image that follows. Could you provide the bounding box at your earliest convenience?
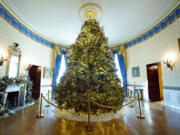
[146,63,163,101]
[28,65,41,100]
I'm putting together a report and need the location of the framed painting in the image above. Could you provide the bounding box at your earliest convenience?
[132,66,140,77]
[43,67,51,78]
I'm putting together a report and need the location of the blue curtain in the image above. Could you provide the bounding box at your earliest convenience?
[112,48,127,97]
[52,48,68,90]
[61,48,68,67]
[117,54,127,97]
[52,54,62,90]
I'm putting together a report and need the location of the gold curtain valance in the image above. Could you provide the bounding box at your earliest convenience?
[112,44,127,69]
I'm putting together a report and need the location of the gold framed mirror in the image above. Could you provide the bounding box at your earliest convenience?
[6,43,21,78]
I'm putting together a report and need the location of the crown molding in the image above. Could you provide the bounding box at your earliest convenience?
[1,0,179,49]
[1,0,69,48]
[110,0,180,48]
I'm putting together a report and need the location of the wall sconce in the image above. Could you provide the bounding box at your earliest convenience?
[163,53,176,70]
[0,56,7,66]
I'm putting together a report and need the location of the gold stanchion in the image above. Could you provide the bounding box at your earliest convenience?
[85,99,93,131]
[137,93,145,119]
[36,93,44,118]
[45,90,50,107]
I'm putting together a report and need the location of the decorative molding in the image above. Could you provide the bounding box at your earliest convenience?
[79,3,103,22]
[8,43,21,53]
[41,85,52,88]
[0,3,57,48]
[125,4,180,48]
[127,84,144,88]
[111,3,180,49]
[0,1,179,49]
[164,86,180,91]
[127,84,180,91]
[2,0,60,45]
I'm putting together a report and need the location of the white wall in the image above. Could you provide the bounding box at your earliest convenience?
[126,17,180,108]
[0,17,53,86]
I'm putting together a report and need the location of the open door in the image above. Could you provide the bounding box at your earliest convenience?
[28,65,41,100]
[146,63,163,101]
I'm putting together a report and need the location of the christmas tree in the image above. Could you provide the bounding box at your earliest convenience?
[55,19,124,115]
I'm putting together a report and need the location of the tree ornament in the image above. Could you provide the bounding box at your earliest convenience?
[55,19,124,115]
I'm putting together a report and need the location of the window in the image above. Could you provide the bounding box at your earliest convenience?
[56,54,123,85]
[56,55,66,84]
[114,54,123,85]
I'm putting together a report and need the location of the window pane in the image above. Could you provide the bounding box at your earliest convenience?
[57,55,66,84]
[114,54,123,85]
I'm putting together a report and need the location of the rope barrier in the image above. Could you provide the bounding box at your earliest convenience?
[37,92,145,132]
[42,94,82,110]
[89,96,137,109]
[42,90,51,98]
[42,88,136,110]
[45,90,50,107]
[44,92,49,98]
[42,94,70,110]
[42,91,137,110]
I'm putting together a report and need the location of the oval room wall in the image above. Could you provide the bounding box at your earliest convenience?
[0,16,53,88]
[0,1,180,109]
[126,17,180,109]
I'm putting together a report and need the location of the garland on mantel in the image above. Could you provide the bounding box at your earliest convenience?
[0,76,31,92]
[0,76,33,116]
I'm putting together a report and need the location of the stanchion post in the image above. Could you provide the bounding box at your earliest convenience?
[45,90,50,107]
[137,93,145,119]
[36,93,44,118]
[85,99,93,131]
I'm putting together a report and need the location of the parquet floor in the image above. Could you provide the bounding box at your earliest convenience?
[0,100,180,135]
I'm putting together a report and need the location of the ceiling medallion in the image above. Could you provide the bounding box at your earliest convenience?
[79,3,103,22]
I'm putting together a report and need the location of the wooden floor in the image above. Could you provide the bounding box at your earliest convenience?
[0,99,180,135]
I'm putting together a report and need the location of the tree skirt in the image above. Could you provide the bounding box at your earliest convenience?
[54,106,128,122]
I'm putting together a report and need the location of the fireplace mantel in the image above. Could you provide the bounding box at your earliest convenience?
[6,84,24,93]
[3,84,26,108]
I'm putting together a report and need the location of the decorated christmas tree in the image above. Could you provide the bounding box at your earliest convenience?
[55,19,124,115]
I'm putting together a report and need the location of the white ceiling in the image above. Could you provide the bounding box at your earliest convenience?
[1,0,178,46]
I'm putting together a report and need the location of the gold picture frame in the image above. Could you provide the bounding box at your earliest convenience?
[43,67,51,78]
[132,66,140,77]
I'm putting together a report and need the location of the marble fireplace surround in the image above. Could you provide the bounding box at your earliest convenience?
[3,84,26,108]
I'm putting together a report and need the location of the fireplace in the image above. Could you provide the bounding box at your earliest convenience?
[5,91,19,109]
